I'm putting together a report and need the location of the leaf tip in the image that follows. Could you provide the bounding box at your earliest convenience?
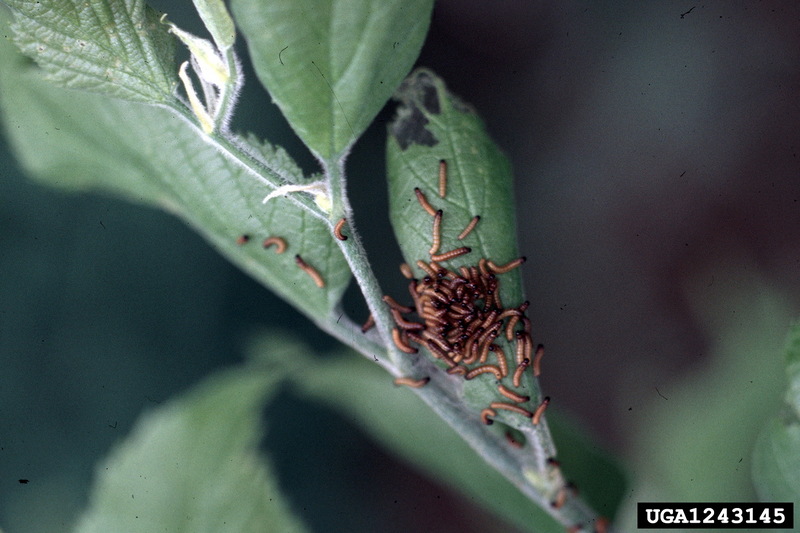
[389,69,447,150]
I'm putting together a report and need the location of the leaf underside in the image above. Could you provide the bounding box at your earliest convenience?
[387,68,523,305]
[0,12,350,317]
[386,69,539,426]
[5,0,177,102]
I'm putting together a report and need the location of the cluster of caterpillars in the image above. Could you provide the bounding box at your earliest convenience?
[388,255,552,429]
[235,233,325,288]
[379,160,609,533]
[380,160,549,429]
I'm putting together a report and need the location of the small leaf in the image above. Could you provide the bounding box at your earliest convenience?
[0,20,350,318]
[752,422,800,509]
[752,321,800,521]
[74,366,308,533]
[784,320,800,417]
[191,0,236,51]
[5,0,177,103]
[231,0,434,161]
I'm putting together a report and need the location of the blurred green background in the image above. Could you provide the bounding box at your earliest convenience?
[2,1,799,532]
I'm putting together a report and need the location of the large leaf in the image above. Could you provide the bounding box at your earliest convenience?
[752,321,800,525]
[0,10,350,318]
[5,0,176,103]
[74,366,308,533]
[231,0,434,161]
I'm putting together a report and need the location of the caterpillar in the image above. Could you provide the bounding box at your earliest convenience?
[393,376,430,388]
[391,327,418,354]
[438,159,448,198]
[430,246,471,263]
[333,217,348,241]
[490,401,534,419]
[532,396,550,425]
[414,187,437,216]
[512,358,530,388]
[532,344,545,377]
[262,236,287,253]
[465,364,503,380]
[551,485,568,509]
[498,383,529,403]
[457,215,480,240]
[399,263,414,279]
[429,210,443,255]
[294,254,325,288]
[361,314,375,333]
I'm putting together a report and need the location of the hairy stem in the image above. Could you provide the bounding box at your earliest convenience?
[325,158,406,372]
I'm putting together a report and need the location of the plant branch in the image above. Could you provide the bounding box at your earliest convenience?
[324,158,407,372]
[166,57,609,533]
[323,159,608,532]
[212,46,242,131]
[316,308,388,367]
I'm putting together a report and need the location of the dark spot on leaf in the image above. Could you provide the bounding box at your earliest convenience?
[420,81,440,115]
[389,70,446,150]
[389,105,438,150]
[395,69,441,115]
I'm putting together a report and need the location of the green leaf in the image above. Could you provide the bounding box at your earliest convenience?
[231,0,434,161]
[191,0,236,51]
[387,68,524,306]
[0,15,350,318]
[386,68,539,428]
[547,415,627,522]
[74,366,308,533]
[752,422,800,508]
[614,269,793,529]
[751,321,800,523]
[5,0,177,103]
[785,320,800,416]
[248,332,562,533]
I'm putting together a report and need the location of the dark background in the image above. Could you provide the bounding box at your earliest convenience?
[2,1,799,532]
